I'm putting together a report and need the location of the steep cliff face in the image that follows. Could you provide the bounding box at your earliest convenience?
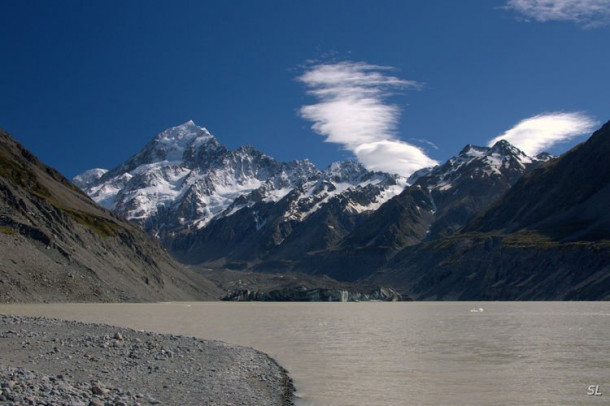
[0,129,220,303]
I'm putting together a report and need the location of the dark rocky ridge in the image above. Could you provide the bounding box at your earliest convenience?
[369,235,610,300]
[367,121,610,300]
[467,121,610,241]
[344,140,546,250]
[0,129,221,303]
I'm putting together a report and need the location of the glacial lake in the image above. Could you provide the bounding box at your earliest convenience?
[1,302,609,405]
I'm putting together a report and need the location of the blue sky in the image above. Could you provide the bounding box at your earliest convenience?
[1,0,608,178]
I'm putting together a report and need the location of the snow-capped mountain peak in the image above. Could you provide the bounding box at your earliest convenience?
[458,144,488,158]
[150,120,214,162]
[418,140,547,192]
[72,168,108,189]
[74,122,407,246]
[535,152,554,162]
[327,160,366,179]
[489,139,532,163]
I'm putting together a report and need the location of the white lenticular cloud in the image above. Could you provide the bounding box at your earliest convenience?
[488,112,598,155]
[505,0,610,27]
[298,61,438,177]
[354,140,439,176]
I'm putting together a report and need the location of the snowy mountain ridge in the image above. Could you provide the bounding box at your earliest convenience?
[74,121,406,243]
[415,139,551,193]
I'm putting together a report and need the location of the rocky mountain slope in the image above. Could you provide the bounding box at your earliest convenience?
[370,121,610,300]
[0,129,220,303]
[467,121,610,241]
[347,139,551,247]
[76,121,406,266]
[281,138,550,281]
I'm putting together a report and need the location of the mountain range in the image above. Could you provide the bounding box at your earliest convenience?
[2,118,607,302]
[76,121,556,276]
[72,119,610,300]
[74,121,407,268]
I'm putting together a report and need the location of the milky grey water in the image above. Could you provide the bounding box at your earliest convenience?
[1,302,609,405]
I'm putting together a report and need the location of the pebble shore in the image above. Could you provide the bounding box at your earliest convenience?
[0,315,294,405]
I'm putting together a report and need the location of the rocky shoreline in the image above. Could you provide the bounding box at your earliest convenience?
[0,315,294,405]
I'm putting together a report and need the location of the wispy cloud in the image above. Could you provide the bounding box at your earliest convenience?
[505,0,610,27]
[488,112,598,155]
[297,61,438,177]
[410,138,440,150]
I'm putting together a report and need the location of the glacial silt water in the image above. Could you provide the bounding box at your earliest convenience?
[1,302,608,405]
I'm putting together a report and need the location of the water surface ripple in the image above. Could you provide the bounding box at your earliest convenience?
[1,302,608,405]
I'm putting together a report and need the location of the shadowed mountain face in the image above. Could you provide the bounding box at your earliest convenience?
[370,121,610,300]
[343,139,547,248]
[467,121,610,241]
[0,129,220,303]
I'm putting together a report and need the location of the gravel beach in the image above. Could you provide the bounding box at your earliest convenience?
[0,315,294,405]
